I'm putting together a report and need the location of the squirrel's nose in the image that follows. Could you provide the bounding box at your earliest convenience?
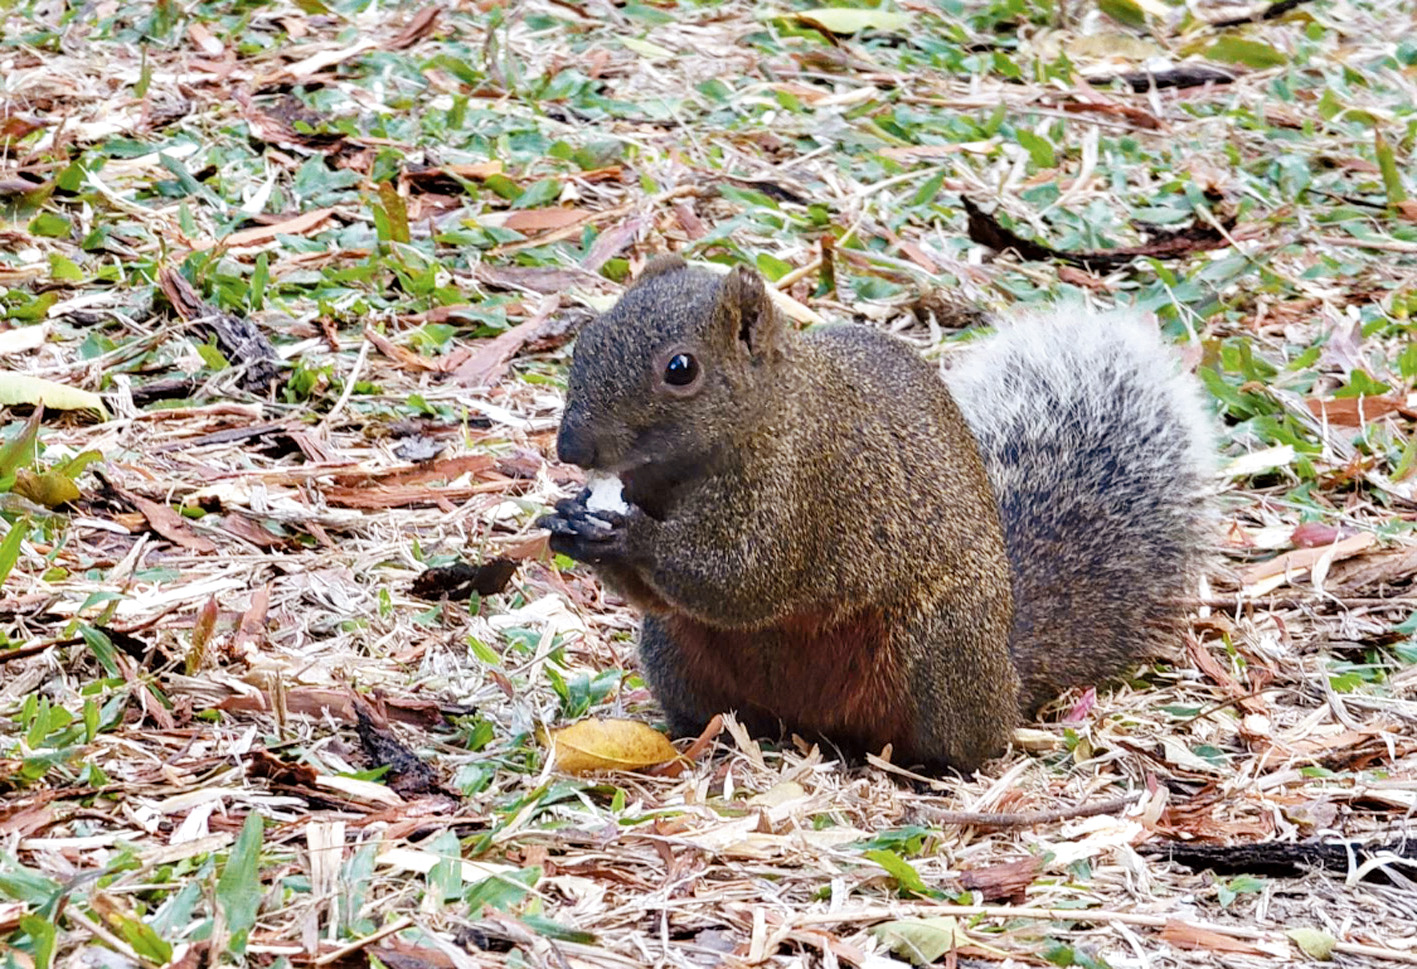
[556,413,598,468]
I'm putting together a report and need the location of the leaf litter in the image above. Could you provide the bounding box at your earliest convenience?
[2,0,1417,966]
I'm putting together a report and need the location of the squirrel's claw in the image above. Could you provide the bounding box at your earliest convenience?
[537,501,634,564]
[553,496,589,518]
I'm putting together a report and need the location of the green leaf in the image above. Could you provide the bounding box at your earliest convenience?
[250,252,269,311]
[863,849,938,898]
[1205,36,1288,69]
[1098,0,1147,29]
[1333,368,1391,398]
[376,180,410,244]
[482,173,522,201]
[48,253,84,282]
[519,913,596,943]
[55,449,103,480]
[0,862,61,906]
[4,292,57,323]
[0,407,43,478]
[0,373,107,415]
[1375,130,1408,205]
[1287,926,1337,960]
[425,830,463,905]
[112,911,173,965]
[794,7,912,34]
[20,914,57,969]
[910,170,946,207]
[27,212,70,238]
[464,867,540,912]
[0,517,30,588]
[196,339,230,371]
[513,178,563,209]
[77,624,120,677]
[1016,129,1056,169]
[216,812,265,955]
[871,917,964,966]
[755,253,794,282]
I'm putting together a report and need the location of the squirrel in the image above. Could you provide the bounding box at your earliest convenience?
[537,254,1213,772]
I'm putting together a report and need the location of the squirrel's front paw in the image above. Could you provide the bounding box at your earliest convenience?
[536,497,638,565]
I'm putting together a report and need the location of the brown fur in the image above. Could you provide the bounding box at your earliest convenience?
[539,259,1210,772]
[663,609,915,757]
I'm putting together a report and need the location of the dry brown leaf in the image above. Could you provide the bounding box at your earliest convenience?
[364,328,446,373]
[1239,531,1376,595]
[548,718,680,774]
[187,21,224,55]
[1059,98,1165,130]
[474,264,589,294]
[278,40,379,81]
[336,454,495,488]
[0,798,56,838]
[1290,521,1343,548]
[234,582,270,653]
[501,208,589,234]
[442,161,502,179]
[1185,636,1266,714]
[0,115,45,144]
[203,207,335,250]
[1324,543,1417,592]
[1304,395,1404,426]
[958,856,1043,902]
[582,216,648,272]
[320,483,492,510]
[130,495,218,553]
[219,513,285,548]
[1159,920,1273,957]
[218,685,444,728]
[390,5,441,49]
[453,309,554,389]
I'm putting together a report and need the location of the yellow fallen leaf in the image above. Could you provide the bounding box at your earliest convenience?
[0,372,106,415]
[548,718,679,774]
[13,469,80,508]
[0,325,48,356]
[871,917,1012,964]
[746,781,806,808]
[1287,927,1337,960]
[794,7,912,34]
[622,37,674,60]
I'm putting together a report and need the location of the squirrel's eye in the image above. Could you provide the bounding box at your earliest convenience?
[663,353,699,387]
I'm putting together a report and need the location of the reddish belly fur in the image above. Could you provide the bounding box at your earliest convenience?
[664,608,913,754]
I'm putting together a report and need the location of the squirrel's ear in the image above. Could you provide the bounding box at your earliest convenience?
[716,264,779,358]
[631,253,688,287]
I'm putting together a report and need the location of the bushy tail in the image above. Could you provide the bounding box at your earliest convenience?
[943,307,1215,713]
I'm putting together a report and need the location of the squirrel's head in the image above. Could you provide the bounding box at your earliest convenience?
[556,255,787,501]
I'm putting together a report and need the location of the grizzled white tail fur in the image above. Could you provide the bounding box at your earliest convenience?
[944,307,1215,712]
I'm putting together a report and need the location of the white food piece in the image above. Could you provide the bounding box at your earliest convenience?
[584,472,629,515]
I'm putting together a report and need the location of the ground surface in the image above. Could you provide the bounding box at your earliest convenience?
[2,0,1417,966]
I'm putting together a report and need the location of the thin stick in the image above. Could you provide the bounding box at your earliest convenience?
[1187,596,1417,610]
[1311,235,1417,254]
[311,916,414,966]
[65,908,150,967]
[320,337,370,429]
[913,793,1142,829]
[792,904,1417,965]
